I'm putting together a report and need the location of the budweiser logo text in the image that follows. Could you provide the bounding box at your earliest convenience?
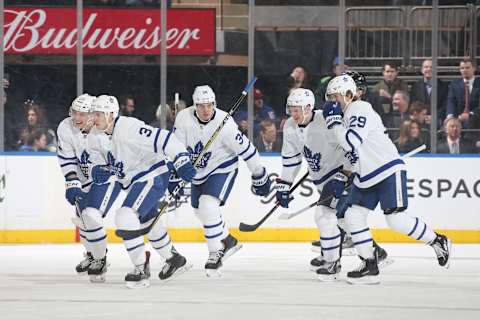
[3,7,215,55]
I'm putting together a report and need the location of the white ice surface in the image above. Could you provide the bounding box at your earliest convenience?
[0,243,479,320]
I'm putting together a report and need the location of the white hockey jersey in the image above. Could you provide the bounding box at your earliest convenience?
[281,111,351,190]
[57,118,109,189]
[331,100,406,188]
[101,116,188,189]
[173,106,264,185]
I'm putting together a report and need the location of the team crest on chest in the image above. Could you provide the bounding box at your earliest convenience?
[106,151,126,179]
[78,150,92,179]
[187,141,212,169]
[304,145,321,172]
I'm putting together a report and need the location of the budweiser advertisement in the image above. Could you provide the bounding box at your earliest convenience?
[3,7,216,55]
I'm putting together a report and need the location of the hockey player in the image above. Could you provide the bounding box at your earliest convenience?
[323,74,452,284]
[57,93,121,282]
[172,85,271,277]
[91,95,196,288]
[277,87,390,281]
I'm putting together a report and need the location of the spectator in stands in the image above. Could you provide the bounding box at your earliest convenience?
[254,88,276,129]
[233,110,249,136]
[446,59,480,141]
[392,90,410,128]
[314,57,348,108]
[17,101,56,151]
[150,98,186,130]
[254,120,282,153]
[285,66,311,101]
[410,59,448,122]
[394,120,428,154]
[372,62,409,127]
[18,128,49,152]
[409,100,431,143]
[119,94,136,117]
[437,117,477,154]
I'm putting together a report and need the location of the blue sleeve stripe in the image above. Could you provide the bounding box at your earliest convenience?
[57,154,76,160]
[283,161,302,168]
[238,141,251,156]
[282,153,301,159]
[153,128,161,153]
[162,130,173,153]
[60,162,77,167]
[243,148,257,161]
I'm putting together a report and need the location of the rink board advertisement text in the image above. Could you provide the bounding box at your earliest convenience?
[3,7,215,55]
[0,155,478,243]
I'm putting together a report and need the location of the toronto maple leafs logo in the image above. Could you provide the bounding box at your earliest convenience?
[78,150,92,179]
[187,141,212,169]
[106,151,126,179]
[303,146,321,172]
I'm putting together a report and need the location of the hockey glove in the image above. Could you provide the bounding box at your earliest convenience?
[91,165,113,184]
[251,167,272,197]
[168,172,185,198]
[275,178,293,208]
[318,172,349,209]
[65,179,85,206]
[174,152,196,182]
[322,101,343,129]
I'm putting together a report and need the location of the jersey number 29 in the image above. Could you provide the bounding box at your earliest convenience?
[349,116,366,128]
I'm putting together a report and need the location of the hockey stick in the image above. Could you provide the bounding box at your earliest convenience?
[238,171,310,232]
[115,76,258,239]
[278,144,427,220]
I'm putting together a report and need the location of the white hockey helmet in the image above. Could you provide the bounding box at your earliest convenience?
[92,95,119,118]
[70,93,96,114]
[325,75,357,101]
[286,88,315,115]
[192,85,216,107]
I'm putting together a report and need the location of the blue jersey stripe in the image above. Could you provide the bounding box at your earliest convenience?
[61,162,77,167]
[243,148,257,161]
[162,130,173,153]
[312,165,343,185]
[193,157,238,182]
[153,128,161,153]
[238,141,251,157]
[358,159,405,183]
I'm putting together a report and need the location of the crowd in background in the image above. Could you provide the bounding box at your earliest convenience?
[2,57,480,154]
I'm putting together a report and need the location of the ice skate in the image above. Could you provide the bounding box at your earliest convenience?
[125,251,151,289]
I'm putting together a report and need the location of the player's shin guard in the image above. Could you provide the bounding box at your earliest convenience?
[82,208,107,260]
[385,211,436,244]
[115,207,146,267]
[345,205,374,259]
[195,195,229,252]
[147,218,173,259]
[314,206,341,263]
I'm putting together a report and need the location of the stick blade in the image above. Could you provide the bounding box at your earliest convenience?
[238,222,259,232]
[277,212,294,220]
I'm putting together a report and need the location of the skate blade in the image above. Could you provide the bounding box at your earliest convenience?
[126,279,150,289]
[89,274,106,283]
[222,243,243,263]
[342,248,356,256]
[317,273,340,282]
[378,257,394,269]
[347,275,380,285]
[159,263,193,283]
[205,269,222,278]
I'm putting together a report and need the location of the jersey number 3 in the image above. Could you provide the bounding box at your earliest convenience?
[349,116,366,128]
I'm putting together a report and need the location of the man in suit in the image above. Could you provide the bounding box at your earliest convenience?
[446,59,480,142]
[254,120,282,153]
[437,118,477,154]
[410,59,448,122]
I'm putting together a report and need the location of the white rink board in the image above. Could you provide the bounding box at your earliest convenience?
[0,154,479,231]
